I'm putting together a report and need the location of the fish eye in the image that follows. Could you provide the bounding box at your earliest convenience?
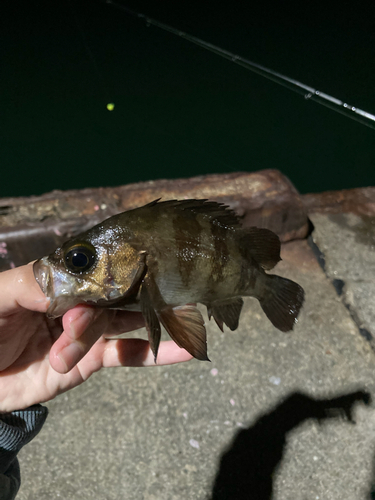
[64,244,96,273]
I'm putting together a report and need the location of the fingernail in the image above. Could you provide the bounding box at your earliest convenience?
[70,308,97,339]
[58,342,84,372]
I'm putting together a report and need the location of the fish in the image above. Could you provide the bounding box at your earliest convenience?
[33,199,305,361]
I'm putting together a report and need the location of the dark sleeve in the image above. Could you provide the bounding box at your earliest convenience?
[0,405,48,500]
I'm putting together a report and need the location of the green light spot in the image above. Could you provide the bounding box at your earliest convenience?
[107,103,115,111]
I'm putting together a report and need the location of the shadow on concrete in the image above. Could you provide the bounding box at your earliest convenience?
[211,390,371,500]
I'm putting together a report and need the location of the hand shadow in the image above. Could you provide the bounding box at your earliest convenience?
[210,390,371,500]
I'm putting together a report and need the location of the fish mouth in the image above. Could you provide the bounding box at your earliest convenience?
[33,257,82,319]
[33,258,54,298]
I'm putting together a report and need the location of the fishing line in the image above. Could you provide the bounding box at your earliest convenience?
[106,0,375,130]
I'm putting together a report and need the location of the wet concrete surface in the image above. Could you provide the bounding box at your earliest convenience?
[16,227,375,499]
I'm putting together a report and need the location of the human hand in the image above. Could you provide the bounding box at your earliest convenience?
[0,264,192,413]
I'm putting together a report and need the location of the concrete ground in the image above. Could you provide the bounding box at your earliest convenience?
[17,211,375,500]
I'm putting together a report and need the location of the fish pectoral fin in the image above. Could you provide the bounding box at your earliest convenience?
[158,305,209,361]
[125,251,148,297]
[239,227,281,270]
[140,283,161,363]
[207,297,243,331]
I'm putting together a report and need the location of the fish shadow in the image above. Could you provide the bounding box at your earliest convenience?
[210,390,371,500]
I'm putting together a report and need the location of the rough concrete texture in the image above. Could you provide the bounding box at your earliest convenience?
[310,212,375,346]
[16,237,375,500]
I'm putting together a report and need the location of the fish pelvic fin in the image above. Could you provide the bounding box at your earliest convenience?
[158,305,209,361]
[238,227,281,270]
[141,273,209,361]
[259,275,305,332]
[140,283,161,363]
[207,298,243,331]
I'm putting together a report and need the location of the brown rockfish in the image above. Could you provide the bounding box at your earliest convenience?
[33,199,304,361]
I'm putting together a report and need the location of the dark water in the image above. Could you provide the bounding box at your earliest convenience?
[2,0,375,198]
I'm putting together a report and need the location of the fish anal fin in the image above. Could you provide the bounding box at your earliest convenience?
[140,283,161,363]
[207,297,243,331]
[239,227,281,270]
[158,305,209,361]
[259,275,305,332]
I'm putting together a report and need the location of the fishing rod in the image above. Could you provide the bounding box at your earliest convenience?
[106,0,375,131]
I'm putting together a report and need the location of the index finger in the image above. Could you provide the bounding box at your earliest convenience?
[50,306,145,373]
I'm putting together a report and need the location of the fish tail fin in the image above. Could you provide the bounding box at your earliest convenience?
[259,274,305,332]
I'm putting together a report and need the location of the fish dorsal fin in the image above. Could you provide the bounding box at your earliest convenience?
[141,199,241,229]
[207,297,244,331]
[142,198,162,208]
[158,305,209,361]
[238,227,281,270]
